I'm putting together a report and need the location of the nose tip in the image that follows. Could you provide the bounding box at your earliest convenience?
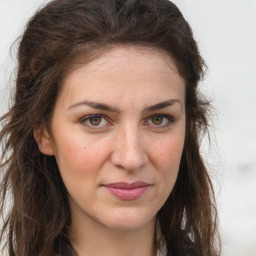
[110,129,148,172]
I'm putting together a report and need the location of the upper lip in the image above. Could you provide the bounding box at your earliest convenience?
[103,181,150,189]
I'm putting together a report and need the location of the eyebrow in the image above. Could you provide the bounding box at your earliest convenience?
[142,99,182,113]
[68,100,120,113]
[67,99,182,113]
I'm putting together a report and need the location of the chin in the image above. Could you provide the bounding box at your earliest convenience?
[100,208,156,231]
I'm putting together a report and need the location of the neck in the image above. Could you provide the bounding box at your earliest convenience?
[69,212,156,256]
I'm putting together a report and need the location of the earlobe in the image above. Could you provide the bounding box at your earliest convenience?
[34,127,54,156]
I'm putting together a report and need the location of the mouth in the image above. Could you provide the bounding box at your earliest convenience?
[103,181,151,200]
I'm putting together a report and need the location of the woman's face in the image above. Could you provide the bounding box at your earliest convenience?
[38,46,185,232]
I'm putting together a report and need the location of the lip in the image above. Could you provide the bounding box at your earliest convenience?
[103,182,150,200]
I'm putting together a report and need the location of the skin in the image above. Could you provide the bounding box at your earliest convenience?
[36,46,186,256]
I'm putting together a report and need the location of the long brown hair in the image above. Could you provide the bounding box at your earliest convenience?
[0,0,220,255]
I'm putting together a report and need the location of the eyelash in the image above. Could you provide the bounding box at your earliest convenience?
[79,114,176,130]
[80,114,110,129]
[146,114,176,129]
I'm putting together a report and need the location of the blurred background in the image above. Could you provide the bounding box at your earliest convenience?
[0,0,255,255]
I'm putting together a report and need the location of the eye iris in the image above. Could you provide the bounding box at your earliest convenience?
[89,116,101,126]
[152,116,163,125]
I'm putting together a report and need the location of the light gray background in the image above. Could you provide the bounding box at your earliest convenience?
[0,0,256,255]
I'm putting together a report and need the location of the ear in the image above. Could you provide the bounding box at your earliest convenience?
[34,126,54,156]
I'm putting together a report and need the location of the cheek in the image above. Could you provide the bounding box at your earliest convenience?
[147,135,184,211]
[152,135,184,168]
[150,134,185,195]
[54,137,107,175]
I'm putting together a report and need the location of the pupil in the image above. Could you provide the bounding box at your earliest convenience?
[90,117,101,126]
[152,116,163,125]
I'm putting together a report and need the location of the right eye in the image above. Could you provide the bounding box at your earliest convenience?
[80,114,110,128]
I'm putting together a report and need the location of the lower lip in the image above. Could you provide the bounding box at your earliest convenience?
[104,186,149,200]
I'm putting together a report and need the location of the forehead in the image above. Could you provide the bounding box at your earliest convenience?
[64,45,181,82]
[58,46,185,109]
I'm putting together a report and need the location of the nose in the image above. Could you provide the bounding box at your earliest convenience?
[110,125,148,172]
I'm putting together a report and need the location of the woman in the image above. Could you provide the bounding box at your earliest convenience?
[0,0,220,255]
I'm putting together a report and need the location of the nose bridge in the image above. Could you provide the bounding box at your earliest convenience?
[111,122,147,171]
[122,123,140,154]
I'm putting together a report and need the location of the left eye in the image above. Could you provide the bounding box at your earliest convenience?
[147,114,173,127]
[81,115,109,127]
[151,115,164,125]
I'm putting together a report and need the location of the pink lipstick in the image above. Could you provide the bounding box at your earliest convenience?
[103,182,150,200]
